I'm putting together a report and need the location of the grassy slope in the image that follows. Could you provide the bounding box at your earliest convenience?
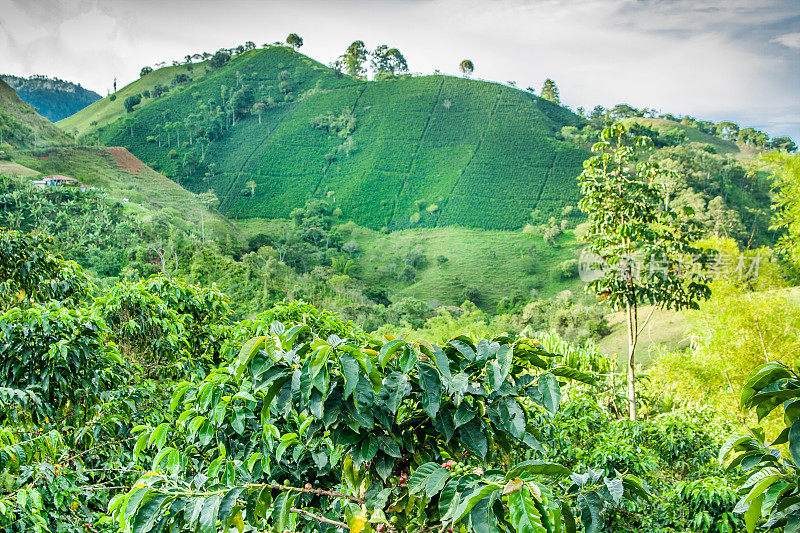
[597,306,691,367]
[0,160,39,177]
[0,79,71,147]
[353,227,583,309]
[58,63,200,136]
[237,218,583,310]
[67,47,588,231]
[1,74,102,123]
[11,146,236,238]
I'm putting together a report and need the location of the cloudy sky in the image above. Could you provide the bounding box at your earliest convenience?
[1,0,798,140]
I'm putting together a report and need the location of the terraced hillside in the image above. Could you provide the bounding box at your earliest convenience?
[68,47,588,230]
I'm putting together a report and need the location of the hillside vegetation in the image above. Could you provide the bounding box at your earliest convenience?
[0,74,101,122]
[0,79,71,148]
[11,146,236,239]
[67,47,588,231]
[58,63,199,135]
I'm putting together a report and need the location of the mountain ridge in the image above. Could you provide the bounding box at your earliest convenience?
[1,74,101,122]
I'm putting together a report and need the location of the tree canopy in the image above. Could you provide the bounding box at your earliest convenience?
[540,79,560,104]
[286,33,304,50]
[459,59,475,77]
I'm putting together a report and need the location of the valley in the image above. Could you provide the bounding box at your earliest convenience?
[1,19,799,532]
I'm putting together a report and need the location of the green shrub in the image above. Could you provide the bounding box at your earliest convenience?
[554,258,578,280]
[0,229,92,311]
[0,303,125,416]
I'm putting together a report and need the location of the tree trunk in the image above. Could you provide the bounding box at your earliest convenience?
[626,300,638,420]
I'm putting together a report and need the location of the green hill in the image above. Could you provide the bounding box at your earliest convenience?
[66,47,588,231]
[0,74,101,122]
[0,79,71,148]
[58,63,200,136]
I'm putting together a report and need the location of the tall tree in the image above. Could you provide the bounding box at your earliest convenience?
[340,40,368,78]
[252,102,267,124]
[578,123,711,420]
[459,59,475,77]
[196,190,220,244]
[286,33,304,50]
[540,78,560,104]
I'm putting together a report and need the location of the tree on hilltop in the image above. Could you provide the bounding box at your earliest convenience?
[209,50,231,69]
[459,59,474,77]
[340,40,368,78]
[540,78,560,104]
[371,45,409,77]
[286,33,304,50]
[770,136,798,153]
[139,66,153,78]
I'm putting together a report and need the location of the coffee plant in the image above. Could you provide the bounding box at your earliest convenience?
[723,361,800,531]
[112,323,648,532]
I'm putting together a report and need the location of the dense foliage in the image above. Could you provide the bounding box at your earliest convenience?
[0,175,143,279]
[723,362,800,530]
[0,229,748,532]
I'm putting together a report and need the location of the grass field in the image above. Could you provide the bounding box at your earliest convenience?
[0,160,39,177]
[236,218,585,310]
[353,226,583,309]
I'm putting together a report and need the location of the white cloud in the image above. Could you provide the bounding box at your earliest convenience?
[772,32,800,49]
[0,0,797,139]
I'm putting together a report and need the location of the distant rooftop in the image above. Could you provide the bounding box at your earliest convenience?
[42,174,78,183]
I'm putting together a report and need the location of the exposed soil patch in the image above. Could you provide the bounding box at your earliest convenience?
[106,146,147,174]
